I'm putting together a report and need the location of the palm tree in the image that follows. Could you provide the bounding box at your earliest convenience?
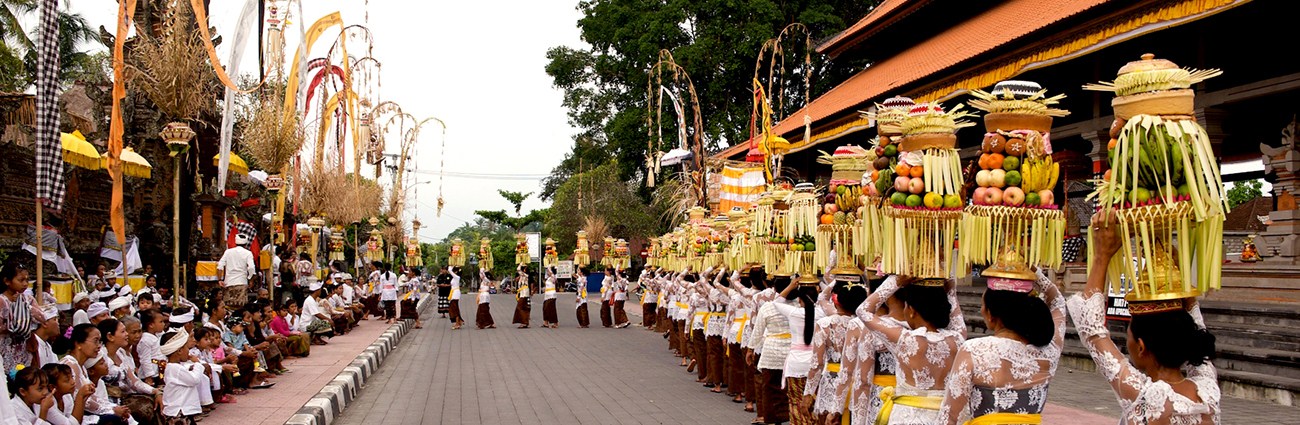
[0,0,36,56]
[0,0,103,90]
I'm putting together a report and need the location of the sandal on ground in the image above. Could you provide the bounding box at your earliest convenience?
[251,381,276,389]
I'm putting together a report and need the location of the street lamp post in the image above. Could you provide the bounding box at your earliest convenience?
[162,123,195,306]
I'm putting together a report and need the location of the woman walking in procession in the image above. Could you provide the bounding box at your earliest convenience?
[447,267,465,330]
[476,269,496,329]
[542,267,559,328]
[512,264,532,328]
[574,268,590,328]
[436,267,452,318]
[1067,210,1220,424]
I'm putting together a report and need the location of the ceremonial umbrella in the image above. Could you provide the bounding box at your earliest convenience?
[105,147,153,179]
[213,152,250,175]
[60,131,101,170]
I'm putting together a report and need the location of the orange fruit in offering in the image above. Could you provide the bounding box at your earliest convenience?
[909,166,924,178]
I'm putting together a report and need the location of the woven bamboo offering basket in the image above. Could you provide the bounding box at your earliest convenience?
[880,205,965,278]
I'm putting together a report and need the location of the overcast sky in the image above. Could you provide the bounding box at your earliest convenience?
[69,0,584,241]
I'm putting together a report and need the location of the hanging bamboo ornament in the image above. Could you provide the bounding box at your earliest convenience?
[1083,54,1226,312]
[962,81,1069,272]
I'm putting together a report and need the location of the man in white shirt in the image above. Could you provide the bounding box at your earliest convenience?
[217,234,256,309]
[32,305,59,367]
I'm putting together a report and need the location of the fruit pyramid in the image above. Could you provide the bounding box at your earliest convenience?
[961,80,1069,272]
[784,183,822,276]
[816,145,872,272]
[1083,54,1227,310]
[874,100,974,278]
[449,238,466,267]
[543,237,559,267]
[479,237,494,271]
[858,96,915,268]
[574,230,590,266]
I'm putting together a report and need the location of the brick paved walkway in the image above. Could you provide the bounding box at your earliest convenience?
[335,294,1300,424]
[201,317,394,425]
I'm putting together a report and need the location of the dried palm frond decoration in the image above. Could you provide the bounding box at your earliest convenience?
[582,215,609,263]
[240,97,303,172]
[298,163,347,218]
[651,174,702,230]
[129,0,213,120]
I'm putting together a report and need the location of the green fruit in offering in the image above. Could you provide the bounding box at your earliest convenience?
[883,144,898,157]
[836,185,847,196]
[791,243,804,251]
[1026,192,1041,206]
[1002,156,1020,171]
[943,193,962,209]
[1133,187,1152,204]
[833,211,847,225]
[1005,170,1023,187]
[891,192,907,205]
[803,243,816,252]
[905,194,922,207]
[1177,184,1190,196]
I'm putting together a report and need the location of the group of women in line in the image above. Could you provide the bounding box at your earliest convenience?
[638,210,1221,425]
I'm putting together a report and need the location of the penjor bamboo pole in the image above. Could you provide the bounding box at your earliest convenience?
[34,199,43,306]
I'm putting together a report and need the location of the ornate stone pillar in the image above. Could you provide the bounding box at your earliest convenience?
[1258,117,1300,263]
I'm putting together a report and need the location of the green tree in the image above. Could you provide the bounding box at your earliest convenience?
[546,160,659,257]
[0,1,103,90]
[475,190,549,232]
[541,0,880,199]
[1226,179,1264,209]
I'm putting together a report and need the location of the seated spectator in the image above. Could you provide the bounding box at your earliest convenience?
[270,303,310,358]
[8,366,55,424]
[300,282,333,345]
[242,305,286,375]
[160,329,204,424]
[41,363,83,425]
[220,316,273,390]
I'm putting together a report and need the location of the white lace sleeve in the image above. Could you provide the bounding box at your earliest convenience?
[938,346,974,425]
[944,284,966,336]
[856,277,907,343]
[1067,292,1148,412]
[806,319,829,396]
[1036,271,1067,350]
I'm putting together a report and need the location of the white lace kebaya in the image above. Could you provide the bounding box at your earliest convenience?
[1067,292,1221,425]
[805,314,864,416]
[938,271,1064,424]
[854,276,966,425]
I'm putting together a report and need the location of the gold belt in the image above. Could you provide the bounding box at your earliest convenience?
[872,374,896,387]
[769,333,791,339]
[964,413,1042,425]
[826,362,841,373]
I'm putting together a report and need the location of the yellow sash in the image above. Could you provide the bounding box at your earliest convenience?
[872,374,897,387]
[733,315,749,341]
[964,413,1042,425]
[842,386,853,425]
[875,386,941,425]
[769,332,792,339]
[709,312,727,317]
[676,302,689,309]
[826,362,841,373]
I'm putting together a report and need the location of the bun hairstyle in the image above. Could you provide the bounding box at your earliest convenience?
[1129,309,1216,368]
[770,274,792,293]
[894,283,951,330]
[750,268,768,290]
[833,280,869,314]
[682,273,697,283]
[983,289,1054,347]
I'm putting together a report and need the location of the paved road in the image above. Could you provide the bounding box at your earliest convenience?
[337,294,1300,425]
[336,295,753,425]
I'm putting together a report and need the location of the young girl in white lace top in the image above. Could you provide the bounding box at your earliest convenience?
[854,276,966,425]
[938,269,1065,424]
[1067,210,1220,425]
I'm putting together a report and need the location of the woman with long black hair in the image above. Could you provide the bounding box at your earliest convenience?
[1068,210,1219,424]
[769,275,828,425]
[805,276,869,424]
[938,252,1065,424]
[854,274,965,425]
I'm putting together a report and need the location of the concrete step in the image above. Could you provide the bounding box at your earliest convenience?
[1199,299,1300,329]
[1206,321,1300,353]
